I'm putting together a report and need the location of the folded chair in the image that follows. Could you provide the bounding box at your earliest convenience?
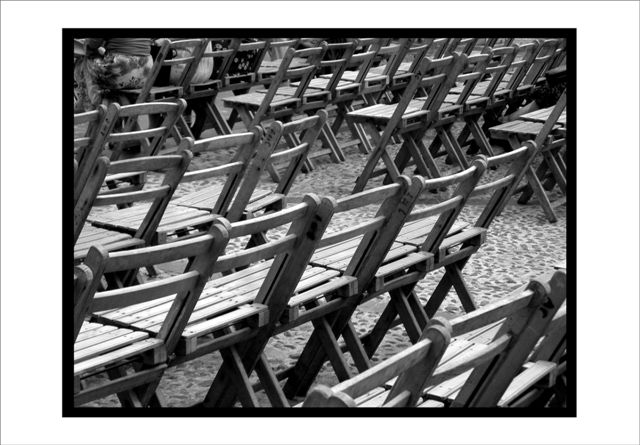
[73,220,229,407]
[282,159,487,399]
[74,150,192,266]
[206,174,427,407]
[360,144,537,360]
[347,53,467,192]
[96,195,335,407]
[302,270,566,408]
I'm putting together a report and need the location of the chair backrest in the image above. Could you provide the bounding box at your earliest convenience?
[135,38,208,103]
[302,270,566,407]
[176,124,277,219]
[314,175,426,291]
[251,44,327,126]
[426,38,452,59]
[74,105,107,160]
[75,220,230,352]
[99,100,186,159]
[369,38,413,79]
[314,41,358,93]
[182,38,235,88]
[533,90,566,148]
[441,270,567,407]
[78,150,192,245]
[74,105,107,203]
[470,142,537,229]
[302,318,452,407]
[445,38,479,56]
[449,52,492,106]
[213,194,336,323]
[73,156,110,245]
[502,41,540,93]
[522,39,560,87]
[475,45,517,99]
[406,158,487,256]
[223,39,271,89]
[265,110,328,197]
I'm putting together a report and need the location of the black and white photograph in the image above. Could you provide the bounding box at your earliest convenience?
[68,32,572,411]
[1,2,638,445]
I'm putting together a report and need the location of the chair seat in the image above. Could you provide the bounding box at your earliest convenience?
[74,225,144,263]
[347,101,459,125]
[255,86,332,105]
[222,91,300,109]
[87,204,216,244]
[173,184,277,215]
[94,261,348,355]
[74,321,164,377]
[395,217,469,247]
[119,85,183,100]
[489,120,561,139]
[321,70,388,90]
[519,107,566,126]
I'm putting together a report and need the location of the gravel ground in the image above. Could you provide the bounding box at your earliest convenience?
[78,85,567,408]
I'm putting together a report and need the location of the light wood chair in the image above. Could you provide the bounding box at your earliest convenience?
[283,159,487,399]
[302,270,566,408]
[75,150,192,266]
[73,220,229,407]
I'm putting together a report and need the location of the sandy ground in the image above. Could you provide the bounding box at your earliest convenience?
[78,82,567,408]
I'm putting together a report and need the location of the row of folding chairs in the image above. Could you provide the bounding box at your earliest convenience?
[301,269,567,408]
[74,107,328,266]
[73,130,543,407]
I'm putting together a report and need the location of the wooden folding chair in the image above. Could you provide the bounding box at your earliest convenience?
[206,174,428,407]
[73,100,187,211]
[359,144,537,362]
[448,45,518,157]
[347,53,467,192]
[73,221,229,407]
[283,159,487,399]
[244,111,328,221]
[489,91,567,222]
[222,44,327,130]
[301,318,451,407]
[304,38,383,157]
[501,302,567,407]
[88,123,278,245]
[75,150,192,265]
[289,40,359,163]
[97,195,335,407]
[302,270,566,408]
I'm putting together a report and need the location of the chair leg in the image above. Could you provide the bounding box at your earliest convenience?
[254,353,290,407]
[202,344,260,408]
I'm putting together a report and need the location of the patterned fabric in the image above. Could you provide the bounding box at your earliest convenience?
[74,52,153,111]
[212,39,260,76]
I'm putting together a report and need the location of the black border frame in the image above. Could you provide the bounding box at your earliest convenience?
[64,28,576,417]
